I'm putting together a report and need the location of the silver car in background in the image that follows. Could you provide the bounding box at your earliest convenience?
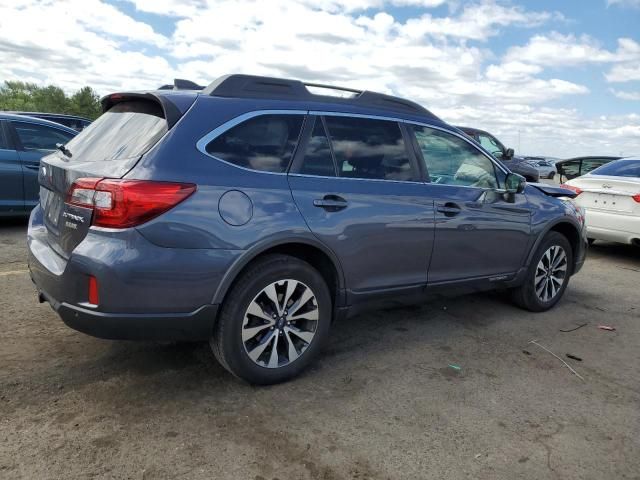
[524,157,557,179]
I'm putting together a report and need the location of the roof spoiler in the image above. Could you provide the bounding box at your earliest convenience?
[100,92,184,128]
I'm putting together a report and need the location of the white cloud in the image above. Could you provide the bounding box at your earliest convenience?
[399,2,561,41]
[610,89,640,101]
[607,0,640,8]
[0,0,172,92]
[124,0,446,16]
[606,64,640,83]
[503,33,617,66]
[0,0,638,158]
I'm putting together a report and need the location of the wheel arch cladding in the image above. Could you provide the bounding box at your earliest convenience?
[528,220,581,273]
[212,240,345,310]
[550,222,580,257]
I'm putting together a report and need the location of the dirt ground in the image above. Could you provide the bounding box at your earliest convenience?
[1,217,639,480]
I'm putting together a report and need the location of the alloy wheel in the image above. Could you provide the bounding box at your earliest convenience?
[534,245,568,302]
[241,279,319,368]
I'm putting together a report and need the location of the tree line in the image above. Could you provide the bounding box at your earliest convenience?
[0,81,102,120]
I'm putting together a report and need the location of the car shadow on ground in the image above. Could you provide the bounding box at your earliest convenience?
[14,288,522,410]
[588,241,639,265]
[0,216,29,228]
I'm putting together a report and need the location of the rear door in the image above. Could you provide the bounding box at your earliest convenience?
[36,100,169,258]
[408,124,532,284]
[0,120,24,213]
[288,114,435,298]
[10,120,76,210]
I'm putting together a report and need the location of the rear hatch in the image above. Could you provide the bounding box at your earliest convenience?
[38,95,184,258]
[575,176,640,214]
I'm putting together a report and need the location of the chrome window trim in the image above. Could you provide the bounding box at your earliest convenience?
[288,172,422,185]
[309,110,408,124]
[196,109,308,176]
[196,108,508,178]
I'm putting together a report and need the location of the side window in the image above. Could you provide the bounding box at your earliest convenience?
[324,116,416,181]
[412,126,499,189]
[477,133,504,158]
[0,123,11,150]
[299,117,335,177]
[13,122,74,152]
[557,160,581,179]
[205,114,304,173]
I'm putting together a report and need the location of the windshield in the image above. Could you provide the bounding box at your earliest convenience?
[477,133,504,157]
[63,100,167,162]
[590,159,640,178]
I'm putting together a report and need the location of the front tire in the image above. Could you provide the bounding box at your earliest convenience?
[512,232,573,312]
[211,254,332,385]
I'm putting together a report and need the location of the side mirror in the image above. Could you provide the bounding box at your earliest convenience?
[504,148,515,160]
[505,172,526,194]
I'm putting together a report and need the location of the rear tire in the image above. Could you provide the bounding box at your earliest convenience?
[211,254,332,385]
[512,232,573,312]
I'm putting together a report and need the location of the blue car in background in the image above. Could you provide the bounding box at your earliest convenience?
[0,113,77,215]
[8,112,92,132]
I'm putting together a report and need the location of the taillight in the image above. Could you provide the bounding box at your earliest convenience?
[66,178,196,228]
[560,184,583,195]
[633,194,640,203]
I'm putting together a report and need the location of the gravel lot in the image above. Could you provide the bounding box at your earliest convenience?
[1,217,639,480]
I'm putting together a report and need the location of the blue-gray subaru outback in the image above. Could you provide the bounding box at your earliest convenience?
[28,74,587,384]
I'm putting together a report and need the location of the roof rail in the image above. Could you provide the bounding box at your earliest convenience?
[158,79,205,91]
[202,74,438,119]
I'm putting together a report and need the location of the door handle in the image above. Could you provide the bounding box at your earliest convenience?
[436,202,461,217]
[24,165,39,171]
[313,195,348,212]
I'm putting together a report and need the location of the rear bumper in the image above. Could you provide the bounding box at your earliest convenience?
[585,209,640,244]
[28,205,238,341]
[38,288,218,340]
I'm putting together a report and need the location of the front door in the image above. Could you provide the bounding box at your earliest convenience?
[408,124,532,284]
[11,120,76,210]
[0,121,24,214]
[288,115,435,299]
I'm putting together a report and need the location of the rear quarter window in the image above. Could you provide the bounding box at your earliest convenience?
[205,114,304,173]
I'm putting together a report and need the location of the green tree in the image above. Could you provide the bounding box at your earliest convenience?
[0,81,102,120]
[69,87,102,119]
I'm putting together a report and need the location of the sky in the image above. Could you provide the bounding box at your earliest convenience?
[1,0,639,158]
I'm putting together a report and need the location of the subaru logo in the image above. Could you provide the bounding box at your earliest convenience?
[602,184,612,189]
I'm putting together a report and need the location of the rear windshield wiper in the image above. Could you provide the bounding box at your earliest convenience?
[56,143,72,158]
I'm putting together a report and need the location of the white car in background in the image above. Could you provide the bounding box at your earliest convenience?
[562,158,640,246]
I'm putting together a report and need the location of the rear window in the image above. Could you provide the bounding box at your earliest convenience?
[591,159,640,177]
[205,114,304,173]
[64,101,167,162]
